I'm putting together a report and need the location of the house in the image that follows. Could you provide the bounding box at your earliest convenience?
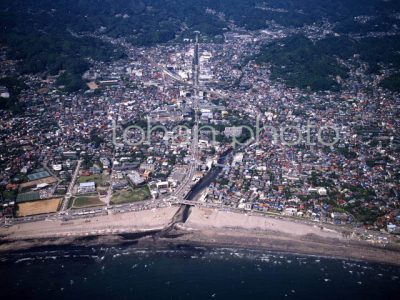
[331,212,348,221]
[284,207,298,216]
[317,187,328,196]
[0,86,10,98]
[112,180,129,190]
[100,157,110,169]
[200,109,213,121]
[387,223,397,233]
[90,165,102,174]
[52,164,63,172]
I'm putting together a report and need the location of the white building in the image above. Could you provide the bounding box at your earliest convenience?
[224,127,243,137]
[78,182,96,194]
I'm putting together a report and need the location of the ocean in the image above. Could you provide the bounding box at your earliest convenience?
[1,246,399,300]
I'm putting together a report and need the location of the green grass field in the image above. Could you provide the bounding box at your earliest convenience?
[72,193,105,209]
[111,186,151,205]
[77,174,109,187]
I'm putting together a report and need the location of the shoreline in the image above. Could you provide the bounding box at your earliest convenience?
[1,206,400,267]
[162,228,400,267]
[1,230,400,267]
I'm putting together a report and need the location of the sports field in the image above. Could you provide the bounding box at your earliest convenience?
[17,198,61,217]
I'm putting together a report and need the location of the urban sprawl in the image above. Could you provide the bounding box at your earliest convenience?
[1,22,400,244]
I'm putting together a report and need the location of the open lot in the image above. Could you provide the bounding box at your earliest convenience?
[77,174,109,187]
[72,193,105,209]
[111,186,151,204]
[17,198,61,217]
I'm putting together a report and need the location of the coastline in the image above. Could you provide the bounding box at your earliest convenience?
[1,206,400,266]
[167,207,400,266]
[163,228,400,267]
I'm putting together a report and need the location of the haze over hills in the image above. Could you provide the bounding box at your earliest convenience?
[1,0,400,93]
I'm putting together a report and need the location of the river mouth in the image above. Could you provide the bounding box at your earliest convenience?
[152,204,193,240]
[185,149,232,201]
[185,166,222,200]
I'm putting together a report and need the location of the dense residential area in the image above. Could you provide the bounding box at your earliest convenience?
[0,0,399,242]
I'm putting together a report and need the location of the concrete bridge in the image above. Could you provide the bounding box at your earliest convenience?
[174,200,199,206]
[173,200,223,209]
[214,163,227,168]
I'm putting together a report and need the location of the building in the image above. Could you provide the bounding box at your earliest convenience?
[78,182,96,194]
[0,86,10,98]
[387,223,397,233]
[317,187,328,196]
[127,171,145,186]
[331,212,348,222]
[52,164,63,172]
[224,127,243,137]
[100,157,111,169]
[156,181,170,190]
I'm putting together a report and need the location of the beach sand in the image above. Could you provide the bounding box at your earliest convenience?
[185,208,344,239]
[170,207,400,266]
[1,206,400,266]
[0,206,178,241]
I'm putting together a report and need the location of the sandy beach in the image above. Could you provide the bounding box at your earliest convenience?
[185,208,344,239]
[1,206,400,266]
[0,206,178,241]
[169,207,400,266]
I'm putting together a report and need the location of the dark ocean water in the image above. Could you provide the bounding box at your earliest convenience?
[1,246,399,300]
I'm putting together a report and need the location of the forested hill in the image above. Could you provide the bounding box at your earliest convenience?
[1,0,400,92]
[2,0,399,40]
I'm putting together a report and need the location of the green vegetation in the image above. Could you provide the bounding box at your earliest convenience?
[353,207,384,225]
[72,193,104,209]
[0,1,126,93]
[0,0,228,49]
[0,77,27,114]
[337,147,358,159]
[111,186,151,204]
[203,0,397,30]
[77,174,108,187]
[2,189,17,201]
[317,35,400,74]
[253,33,400,91]
[335,14,400,35]
[254,35,348,91]
[1,0,400,95]
[2,31,125,92]
[380,74,400,92]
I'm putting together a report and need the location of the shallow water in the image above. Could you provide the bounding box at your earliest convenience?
[1,246,399,300]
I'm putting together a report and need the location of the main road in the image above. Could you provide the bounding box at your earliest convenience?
[172,32,201,200]
[60,159,82,211]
